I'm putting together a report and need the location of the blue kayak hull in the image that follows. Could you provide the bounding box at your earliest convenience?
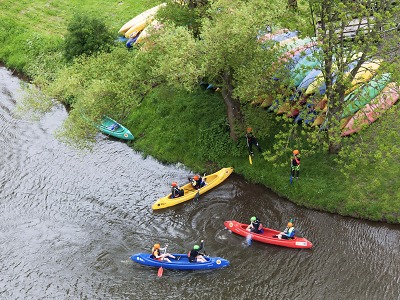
[131,253,229,270]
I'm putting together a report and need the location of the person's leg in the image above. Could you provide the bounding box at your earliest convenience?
[248,142,254,155]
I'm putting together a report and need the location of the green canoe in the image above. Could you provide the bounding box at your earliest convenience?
[97,116,134,140]
[341,73,391,118]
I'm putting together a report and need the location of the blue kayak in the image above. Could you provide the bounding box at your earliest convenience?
[130,253,230,270]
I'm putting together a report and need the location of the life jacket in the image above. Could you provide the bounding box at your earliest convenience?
[291,155,300,170]
[188,250,197,262]
[171,186,180,198]
[152,248,161,260]
[251,220,262,233]
[191,178,202,189]
[287,227,295,238]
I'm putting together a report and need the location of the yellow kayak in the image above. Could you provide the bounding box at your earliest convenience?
[118,3,166,36]
[152,167,234,210]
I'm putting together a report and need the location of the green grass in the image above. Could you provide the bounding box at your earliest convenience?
[1,0,399,223]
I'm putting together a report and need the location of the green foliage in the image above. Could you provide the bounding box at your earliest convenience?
[63,14,115,61]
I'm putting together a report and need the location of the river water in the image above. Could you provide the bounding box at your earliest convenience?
[0,66,399,300]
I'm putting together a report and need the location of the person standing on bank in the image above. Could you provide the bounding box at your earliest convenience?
[291,150,301,180]
[246,127,262,156]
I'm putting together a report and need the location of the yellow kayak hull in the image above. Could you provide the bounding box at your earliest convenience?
[118,3,166,36]
[152,167,234,210]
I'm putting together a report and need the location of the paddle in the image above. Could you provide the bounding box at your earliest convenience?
[193,173,205,203]
[194,189,200,202]
[201,240,208,256]
[246,137,253,165]
[246,233,252,246]
[157,245,167,277]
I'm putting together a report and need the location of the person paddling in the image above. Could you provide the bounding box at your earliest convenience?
[151,243,176,262]
[276,222,296,240]
[246,216,263,234]
[170,182,184,198]
[188,240,207,263]
[291,150,301,180]
[188,175,206,190]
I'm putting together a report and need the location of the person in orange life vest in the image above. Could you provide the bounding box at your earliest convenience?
[188,240,207,263]
[188,175,206,190]
[170,182,184,198]
[151,243,176,262]
[291,150,301,179]
[277,222,296,240]
[246,127,262,156]
[246,216,263,234]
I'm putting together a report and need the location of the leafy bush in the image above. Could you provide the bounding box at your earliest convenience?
[64,14,114,61]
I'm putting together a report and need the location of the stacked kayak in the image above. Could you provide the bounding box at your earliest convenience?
[97,116,134,140]
[342,82,400,136]
[152,167,234,210]
[119,3,166,37]
[224,220,313,249]
[131,253,229,270]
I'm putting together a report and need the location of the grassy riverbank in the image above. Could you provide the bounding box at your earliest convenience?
[1,0,399,223]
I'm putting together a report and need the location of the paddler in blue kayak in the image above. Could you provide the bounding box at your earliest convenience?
[188,240,207,263]
[246,216,263,234]
[151,243,176,262]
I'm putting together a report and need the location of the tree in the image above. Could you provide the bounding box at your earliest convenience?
[307,0,400,154]
[148,0,285,140]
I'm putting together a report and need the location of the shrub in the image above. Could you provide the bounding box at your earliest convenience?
[64,14,114,61]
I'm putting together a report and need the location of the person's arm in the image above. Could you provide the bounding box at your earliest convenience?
[159,244,168,252]
[199,240,204,251]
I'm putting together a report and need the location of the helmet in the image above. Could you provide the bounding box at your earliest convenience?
[293,150,299,155]
[247,127,252,133]
[171,182,177,187]
[287,222,293,228]
[250,216,257,222]
[193,175,200,180]
[154,243,160,249]
[193,245,200,250]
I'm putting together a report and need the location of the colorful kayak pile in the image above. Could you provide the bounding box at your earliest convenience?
[257,28,399,136]
[118,3,166,48]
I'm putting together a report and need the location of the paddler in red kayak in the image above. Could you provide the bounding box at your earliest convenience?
[151,243,176,262]
[277,222,296,239]
[246,216,263,233]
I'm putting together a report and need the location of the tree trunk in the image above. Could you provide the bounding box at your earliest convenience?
[221,71,241,141]
[288,0,298,10]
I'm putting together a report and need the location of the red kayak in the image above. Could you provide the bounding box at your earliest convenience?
[224,220,313,249]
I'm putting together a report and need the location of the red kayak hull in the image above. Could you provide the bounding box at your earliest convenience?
[224,220,313,249]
